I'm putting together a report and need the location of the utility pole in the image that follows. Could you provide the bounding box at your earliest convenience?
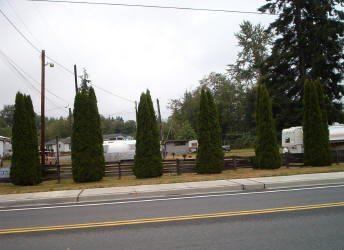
[74,64,78,93]
[156,98,163,141]
[68,107,72,129]
[40,50,46,167]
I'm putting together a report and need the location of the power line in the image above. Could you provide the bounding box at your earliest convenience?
[0,50,70,105]
[46,106,69,112]
[0,7,73,75]
[90,84,135,103]
[1,5,144,105]
[5,0,43,48]
[1,7,135,103]
[0,7,75,77]
[0,8,41,53]
[0,50,67,109]
[27,0,276,16]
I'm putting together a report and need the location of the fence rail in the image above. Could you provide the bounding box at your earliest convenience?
[42,156,253,180]
[39,150,344,181]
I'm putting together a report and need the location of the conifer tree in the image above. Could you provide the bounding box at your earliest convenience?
[259,0,344,130]
[315,80,331,164]
[196,88,223,174]
[134,90,162,178]
[72,79,105,182]
[10,93,41,185]
[303,80,331,166]
[255,84,281,169]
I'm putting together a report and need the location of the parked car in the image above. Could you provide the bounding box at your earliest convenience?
[222,145,231,152]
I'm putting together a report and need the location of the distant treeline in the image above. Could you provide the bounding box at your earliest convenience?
[0,104,136,140]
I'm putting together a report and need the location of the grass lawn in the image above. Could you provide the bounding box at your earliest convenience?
[164,148,255,160]
[1,163,344,195]
[225,148,255,157]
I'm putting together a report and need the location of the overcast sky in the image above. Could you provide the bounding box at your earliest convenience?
[0,0,276,121]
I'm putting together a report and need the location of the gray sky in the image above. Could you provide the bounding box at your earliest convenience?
[0,0,275,120]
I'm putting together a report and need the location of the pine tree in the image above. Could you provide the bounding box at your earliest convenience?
[303,79,331,166]
[259,0,344,131]
[196,88,224,174]
[10,93,41,185]
[255,84,281,169]
[134,90,163,178]
[72,80,105,182]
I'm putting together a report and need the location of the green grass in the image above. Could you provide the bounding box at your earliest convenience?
[225,148,255,157]
[1,163,344,195]
[164,148,255,160]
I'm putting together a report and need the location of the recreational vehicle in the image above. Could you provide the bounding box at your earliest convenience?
[282,123,344,154]
[103,140,136,162]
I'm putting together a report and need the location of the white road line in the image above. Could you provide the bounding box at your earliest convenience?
[1,184,344,212]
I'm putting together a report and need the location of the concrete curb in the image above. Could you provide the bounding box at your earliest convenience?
[1,172,344,207]
[250,172,344,189]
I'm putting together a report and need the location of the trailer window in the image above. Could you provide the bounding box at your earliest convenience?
[285,138,290,143]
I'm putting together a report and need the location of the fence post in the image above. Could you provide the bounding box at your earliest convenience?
[233,156,237,170]
[55,136,60,184]
[285,153,289,168]
[176,158,181,175]
[118,161,122,179]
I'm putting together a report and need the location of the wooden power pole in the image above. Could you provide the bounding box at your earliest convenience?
[40,50,46,167]
[74,64,78,93]
[68,108,72,129]
[156,99,163,141]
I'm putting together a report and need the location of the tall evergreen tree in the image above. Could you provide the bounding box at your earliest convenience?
[259,0,344,131]
[315,79,332,165]
[72,79,105,182]
[134,90,162,178]
[196,88,224,174]
[303,79,331,166]
[255,84,281,169]
[10,93,41,185]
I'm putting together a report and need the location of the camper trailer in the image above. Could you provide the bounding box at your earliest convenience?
[282,123,344,154]
[103,140,136,162]
[0,136,11,158]
[188,140,198,153]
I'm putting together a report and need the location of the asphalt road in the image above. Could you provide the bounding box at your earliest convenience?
[1,184,344,250]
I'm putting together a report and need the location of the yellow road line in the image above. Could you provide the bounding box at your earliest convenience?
[1,201,344,235]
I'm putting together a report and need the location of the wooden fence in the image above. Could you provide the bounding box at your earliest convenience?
[42,150,344,181]
[42,156,253,181]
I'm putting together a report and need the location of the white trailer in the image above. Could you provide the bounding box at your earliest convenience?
[188,140,198,153]
[282,123,344,154]
[0,136,11,158]
[103,140,136,162]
